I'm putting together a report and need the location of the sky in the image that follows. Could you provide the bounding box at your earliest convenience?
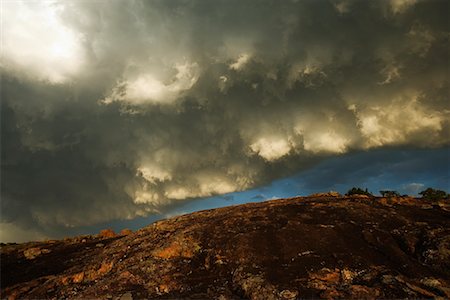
[1,0,449,242]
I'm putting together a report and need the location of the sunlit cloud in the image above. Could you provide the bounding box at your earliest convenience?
[229,53,251,71]
[389,0,417,14]
[102,62,199,105]
[250,137,293,161]
[354,93,446,148]
[303,131,349,154]
[2,1,84,82]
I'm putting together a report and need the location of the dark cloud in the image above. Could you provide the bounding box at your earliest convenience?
[1,0,449,241]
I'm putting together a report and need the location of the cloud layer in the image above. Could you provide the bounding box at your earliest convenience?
[1,0,449,239]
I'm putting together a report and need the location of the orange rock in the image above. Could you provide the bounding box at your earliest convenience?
[85,270,97,282]
[118,271,142,285]
[341,268,357,283]
[82,261,114,282]
[378,198,391,206]
[153,241,183,259]
[61,276,70,285]
[99,229,116,238]
[73,272,84,283]
[152,236,200,259]
[120,228,133,235]
[98,261,114,275]
[158,284,170,294]
[23,247,43,260]
[119,271,133,279]
[310,268,340,284]
[308,268,343,293]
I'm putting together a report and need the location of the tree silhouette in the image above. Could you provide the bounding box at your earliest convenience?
[419,188,449,200]
[346,187,373,197]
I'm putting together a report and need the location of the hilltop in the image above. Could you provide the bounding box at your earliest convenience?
[2,195,449,299]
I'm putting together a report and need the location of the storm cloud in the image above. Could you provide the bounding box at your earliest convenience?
[1,0,449,240]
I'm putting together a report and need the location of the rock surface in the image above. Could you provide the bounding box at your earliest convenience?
[2,195,450,299]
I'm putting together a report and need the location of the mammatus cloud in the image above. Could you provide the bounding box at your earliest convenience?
[1,0,449,240]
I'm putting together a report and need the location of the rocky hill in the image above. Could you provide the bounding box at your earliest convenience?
[2,195,450,299]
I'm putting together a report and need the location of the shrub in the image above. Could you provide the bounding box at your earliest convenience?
[419,188,449,200]
[380,190,400,198]
[345,187,373,197]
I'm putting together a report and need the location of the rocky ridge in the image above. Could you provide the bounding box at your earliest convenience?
[1,195,450,299]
